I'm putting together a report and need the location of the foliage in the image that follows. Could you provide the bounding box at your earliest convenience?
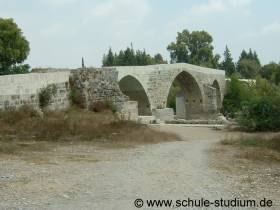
[69,86,85,108]
[239,96,280,131]
[220,46,236,77]
[237,49,261,78]
[0,18,30,75]
[167,29,220,68]
[102,46,167,66]
[222,73,252,117]
[237,59,261,79]
[260,62,280,85]
[223,72,280,131]
[38,84,57,108]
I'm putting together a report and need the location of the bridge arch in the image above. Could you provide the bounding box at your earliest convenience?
[212,80,222,110]
[167,70,203,119]
[118,75,152,116]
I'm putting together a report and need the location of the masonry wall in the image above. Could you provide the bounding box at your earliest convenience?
[69,68,128,109]
[0,71,70,110]
[0,69,138,121]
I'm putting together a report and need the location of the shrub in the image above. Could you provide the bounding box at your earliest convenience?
[69,87,85,108]
[239,96,280,131]
[222,73,252,118]
[68,75,84,108]
[39,84,57,108]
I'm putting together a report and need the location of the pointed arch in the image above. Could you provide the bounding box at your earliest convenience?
[119,75,151,116]
[167,70,203,119]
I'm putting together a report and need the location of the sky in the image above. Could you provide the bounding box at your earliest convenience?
[1,0,280,68]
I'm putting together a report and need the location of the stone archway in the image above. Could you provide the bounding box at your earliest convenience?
[119,75,151,116]
[167,71,203,119]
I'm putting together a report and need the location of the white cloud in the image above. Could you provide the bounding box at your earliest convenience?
[243,21,280,39]
[39,23,77,38]
[43,0,78,7]
[88,0,150,23]
[261,21,280,35]
[189,0,252,15]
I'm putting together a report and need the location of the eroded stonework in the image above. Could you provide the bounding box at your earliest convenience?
[0,63,225,121]
[116,63,225,120]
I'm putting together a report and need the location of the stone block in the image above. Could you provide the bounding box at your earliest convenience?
[152,108,174,122]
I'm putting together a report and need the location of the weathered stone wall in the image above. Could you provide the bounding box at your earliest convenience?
[0,71,70,110]
[0,68,139,120]
[69,68,129,110]
[203,85,218,113]
[0,63,226,121]
[69,68,139,120]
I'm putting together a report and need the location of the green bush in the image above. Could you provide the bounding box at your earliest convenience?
[69,87,85,108]
[39,84,57,108]
[239,96,280,131]
[222,73,252,118]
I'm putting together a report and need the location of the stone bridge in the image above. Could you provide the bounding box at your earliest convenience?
[114,63,226,119]
[0,63,225,121]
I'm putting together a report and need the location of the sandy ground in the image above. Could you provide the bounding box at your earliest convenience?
[0,125,279,210]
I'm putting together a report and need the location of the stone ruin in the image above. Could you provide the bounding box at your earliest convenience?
[0,63,226,123]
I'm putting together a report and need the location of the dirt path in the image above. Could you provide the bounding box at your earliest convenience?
[0,125,279,209]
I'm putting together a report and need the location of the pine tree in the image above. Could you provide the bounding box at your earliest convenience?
[102,48,115,66]
[221,46,235,77]
[237,49,261,78]
[102,46,167,66]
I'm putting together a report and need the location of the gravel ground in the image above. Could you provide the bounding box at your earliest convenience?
[0,125,279,210]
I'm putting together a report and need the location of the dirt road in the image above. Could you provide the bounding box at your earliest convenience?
[0,125,279,210]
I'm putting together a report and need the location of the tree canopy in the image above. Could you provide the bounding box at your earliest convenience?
[102,46,167,67]
[236,49,261,79]
[220,46,236,77]
[260,62,280,85]
[0,18,30,75]
[167,29,220,68]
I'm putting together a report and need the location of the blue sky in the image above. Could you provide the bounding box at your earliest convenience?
[1,0,280,68]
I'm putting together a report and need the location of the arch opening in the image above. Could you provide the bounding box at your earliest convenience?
[212,80,222,110]
[119,75,152,116]
[167,71,203,119]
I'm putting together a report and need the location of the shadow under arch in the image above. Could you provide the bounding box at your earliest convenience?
[167,71,203,119]
[212,80,222,110]
[119,75,152,116]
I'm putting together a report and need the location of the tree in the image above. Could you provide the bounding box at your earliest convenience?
[153,53,167,64]
[102,48,115,66]
[167,29,220,68]
[220,46,235,77]
[237,49,261,78]
[260,62,280,85]
[102,46,167,66]
[222,73,252,117]
[237,59,261,79]
[0,18,30,75]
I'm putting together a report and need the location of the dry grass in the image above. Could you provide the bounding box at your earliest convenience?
[0,106,179,154]
[221,134,280,162]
